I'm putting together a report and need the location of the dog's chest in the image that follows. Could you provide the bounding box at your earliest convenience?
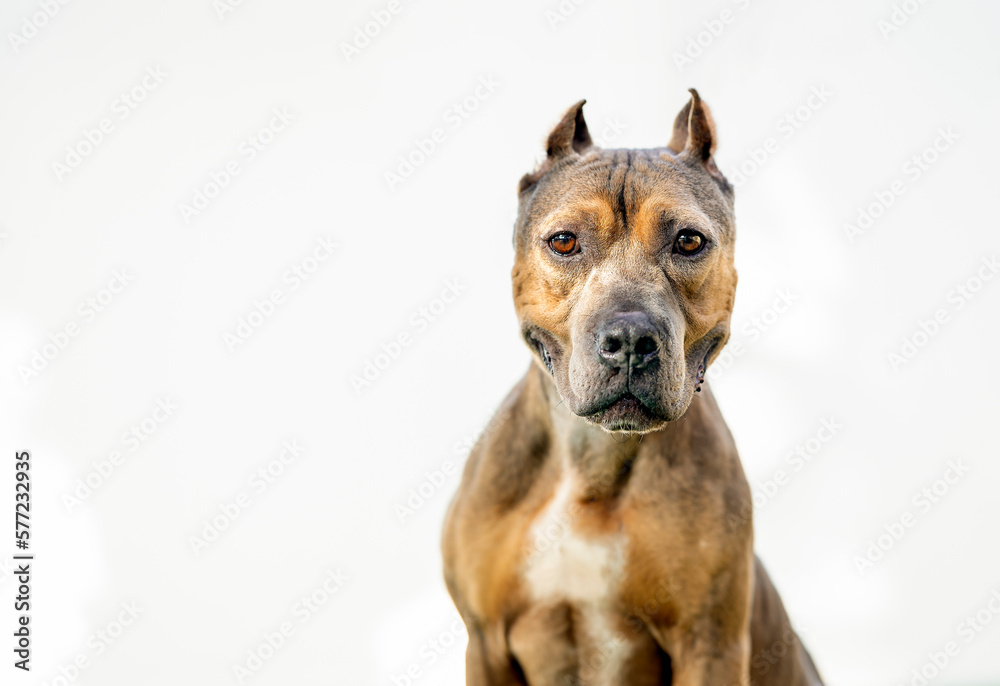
[522,474,626,601]
[518,472,642,683]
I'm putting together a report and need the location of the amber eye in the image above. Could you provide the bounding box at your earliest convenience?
[674,231,705,255]
[548,232,579,255]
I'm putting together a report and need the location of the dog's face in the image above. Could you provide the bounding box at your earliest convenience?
[513,91,737,434]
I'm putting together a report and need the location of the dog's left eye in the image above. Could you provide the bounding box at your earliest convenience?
[549,232,579,255]
[674,230,706,255]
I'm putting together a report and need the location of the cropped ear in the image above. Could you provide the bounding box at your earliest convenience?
[667,89,730,192]
[518,99,592,194]
[667,88,716,162]
[545,99,592,157]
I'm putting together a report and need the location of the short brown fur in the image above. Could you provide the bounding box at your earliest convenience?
[443,91,822,686]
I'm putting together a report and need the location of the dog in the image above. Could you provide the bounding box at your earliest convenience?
[442,90,823,686]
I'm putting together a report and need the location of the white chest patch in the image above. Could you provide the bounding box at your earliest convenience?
[522,473,635,684]
[523,474,626,602]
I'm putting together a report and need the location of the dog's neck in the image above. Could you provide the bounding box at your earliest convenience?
[530,362,716,501]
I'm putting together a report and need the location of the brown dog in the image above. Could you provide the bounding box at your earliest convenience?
[442,91,823,686]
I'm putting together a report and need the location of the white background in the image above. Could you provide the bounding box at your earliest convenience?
[2,0,999,685]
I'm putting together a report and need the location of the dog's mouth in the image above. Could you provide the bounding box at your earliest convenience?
[525,325,727,432]
[584,392,661,433]
[588,391,653,417]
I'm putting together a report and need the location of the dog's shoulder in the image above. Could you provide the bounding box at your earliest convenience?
[449,364,554,517]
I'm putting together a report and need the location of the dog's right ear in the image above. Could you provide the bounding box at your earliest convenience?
[518,99,592,195]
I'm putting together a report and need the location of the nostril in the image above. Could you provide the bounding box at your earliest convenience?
[602,337,622,355]
[635,336,657,356]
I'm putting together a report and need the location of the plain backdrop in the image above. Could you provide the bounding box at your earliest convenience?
[1,0,999,685]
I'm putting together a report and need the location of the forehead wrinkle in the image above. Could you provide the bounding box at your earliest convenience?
[620,162,691,249]
[595,150,630,244]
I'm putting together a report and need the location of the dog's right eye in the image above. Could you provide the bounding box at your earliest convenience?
[548,232,579,256]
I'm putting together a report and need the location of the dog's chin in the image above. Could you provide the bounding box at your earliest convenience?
[577,393,681,435]
[587,395,668,434]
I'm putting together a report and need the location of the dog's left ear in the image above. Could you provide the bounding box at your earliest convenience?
[668,88,716,160]
[667,89,729,190]
[518,99,592,194]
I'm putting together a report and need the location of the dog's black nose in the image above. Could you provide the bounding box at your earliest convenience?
[596,312,660,370]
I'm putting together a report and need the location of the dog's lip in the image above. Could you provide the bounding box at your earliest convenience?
[524,328,557,374]
[703,339,719,365]
[702,329,729,364]
[583,392,662,432]
[580,391,656,419]
[695,338,721,391]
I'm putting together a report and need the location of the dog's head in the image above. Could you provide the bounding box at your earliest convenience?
[513,90,737,434]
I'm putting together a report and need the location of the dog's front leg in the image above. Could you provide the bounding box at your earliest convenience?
[651,556,754,686]
[668,635,751,686]
[463,621,525,686]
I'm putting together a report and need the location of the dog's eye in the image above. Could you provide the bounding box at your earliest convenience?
[674,231,705,255]
[548,232,579,256]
